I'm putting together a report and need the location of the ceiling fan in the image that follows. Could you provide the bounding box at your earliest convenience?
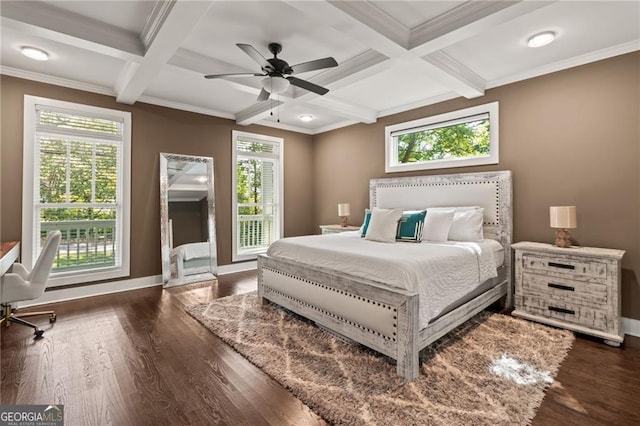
[204,43,338,101]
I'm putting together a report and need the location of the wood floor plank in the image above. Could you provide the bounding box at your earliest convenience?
[2,271,637,425]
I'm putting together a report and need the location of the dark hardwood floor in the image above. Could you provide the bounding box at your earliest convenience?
[2,271,639,425]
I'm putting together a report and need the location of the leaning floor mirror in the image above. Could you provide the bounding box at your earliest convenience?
[160,153,217,287]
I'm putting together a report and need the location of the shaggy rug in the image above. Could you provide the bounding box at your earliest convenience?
[186,292,574,425]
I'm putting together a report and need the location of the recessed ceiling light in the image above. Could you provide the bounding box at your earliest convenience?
[527,31,555,48]
[298,114,314,122]
[21,46,49,61]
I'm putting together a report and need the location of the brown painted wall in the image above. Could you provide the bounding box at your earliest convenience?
[0,75,315,278]
[313,52,640,320]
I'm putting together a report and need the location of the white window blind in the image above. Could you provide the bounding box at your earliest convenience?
[23,96,131,286]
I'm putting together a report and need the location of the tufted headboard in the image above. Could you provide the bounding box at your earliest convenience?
[370,170,513,302]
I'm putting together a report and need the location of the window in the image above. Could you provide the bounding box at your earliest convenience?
[23,95,131,287]
[232,130,283,261]
[385,102,499,173]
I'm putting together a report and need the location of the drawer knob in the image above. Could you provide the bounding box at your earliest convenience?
[548,283,575,291]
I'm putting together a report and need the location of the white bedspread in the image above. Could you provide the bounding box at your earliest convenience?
[266,232,501,327]
[171,242,210,261]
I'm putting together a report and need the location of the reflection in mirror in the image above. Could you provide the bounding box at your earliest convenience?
[160,153,217,286]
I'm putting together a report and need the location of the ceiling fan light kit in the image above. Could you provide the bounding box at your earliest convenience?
[262,76,290,94]
[205,42,338,101]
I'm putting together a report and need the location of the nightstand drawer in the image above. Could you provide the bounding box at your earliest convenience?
[521,273,607,307]
[522,254,607,281]
[520,295,608,332]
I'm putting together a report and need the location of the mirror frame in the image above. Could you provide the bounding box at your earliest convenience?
[160,153,217,286]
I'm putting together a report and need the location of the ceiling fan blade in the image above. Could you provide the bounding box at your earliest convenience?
[257,88,270,101]
[287,77,329,96]
[290,57,338,74]
[237,43,271,70]
[204,72,263,79]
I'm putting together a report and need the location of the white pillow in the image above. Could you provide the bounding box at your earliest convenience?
[365,208,403,243]
[448,209,484,241]
[422,209,455,242]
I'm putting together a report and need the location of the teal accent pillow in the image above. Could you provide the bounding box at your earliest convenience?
[360,209,372,237]
[396,210,426,242]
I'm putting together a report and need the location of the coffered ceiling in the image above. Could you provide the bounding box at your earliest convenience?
[1,1,638,134]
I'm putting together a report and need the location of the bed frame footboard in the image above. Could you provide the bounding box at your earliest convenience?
[258,255,420,381]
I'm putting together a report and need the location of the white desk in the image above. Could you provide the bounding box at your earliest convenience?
[1,241,20,276]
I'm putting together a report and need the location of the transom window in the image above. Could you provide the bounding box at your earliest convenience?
[385,102,499,173]
[23,95,131,287]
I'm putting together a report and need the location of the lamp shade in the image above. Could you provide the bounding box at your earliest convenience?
[338,203,351,217]
[261,76,290,94]
[550,206,577,229]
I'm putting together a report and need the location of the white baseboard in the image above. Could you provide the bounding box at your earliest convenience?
[22,274,163,308]
[218,260,257,275]
[622,317,640,338]
[19,261,258,308]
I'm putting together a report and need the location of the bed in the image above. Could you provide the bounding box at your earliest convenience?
[257,171,512,382]
[170,242,212,279]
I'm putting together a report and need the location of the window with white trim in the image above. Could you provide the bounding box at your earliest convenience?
[232,130,283,262]
[385,102,499,173]
[23,95,131,287]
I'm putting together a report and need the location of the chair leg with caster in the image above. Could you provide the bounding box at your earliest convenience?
[8,315,45,339]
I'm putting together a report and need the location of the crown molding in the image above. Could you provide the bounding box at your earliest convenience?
[253,119,314,135]
[311,118,360,135]
[136,94,235,120]
[0,65,116,97]
[410,1,517,50]
[141,0,176,50]
[487,39,640,89]
[377,91,459,119]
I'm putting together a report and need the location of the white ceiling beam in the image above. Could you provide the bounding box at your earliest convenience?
[284,0,408,59]
[235,100,284,126]
[421,51,485,99]
[0,1,144,61]
[408,1,557,56]
[115,0,213,104]
[303,49,391,93]
[167,48,266,98]
[327,0,410,49]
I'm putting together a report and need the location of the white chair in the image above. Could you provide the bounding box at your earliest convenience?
[1,230,61,338]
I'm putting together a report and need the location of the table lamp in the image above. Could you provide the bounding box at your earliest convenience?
[338,203,351,227]
[550,206,577,248]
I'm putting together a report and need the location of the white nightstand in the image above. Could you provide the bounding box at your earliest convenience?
[319,224,360,235]
[512,241,625,346]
